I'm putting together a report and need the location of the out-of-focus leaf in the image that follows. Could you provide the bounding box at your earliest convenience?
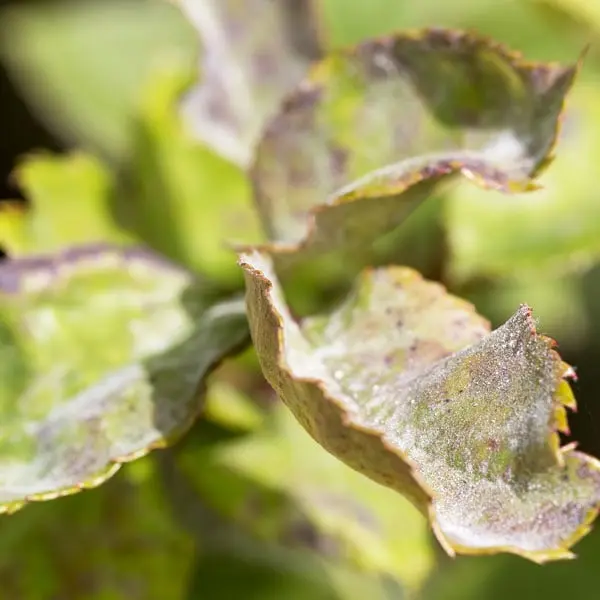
[115,65,264,283]
[461,273,589,350]
[0,244,248,512]
[534,0,600,33]
[181,402,434,592]
[174,0,323,167]
[0,457,194,600]
[0,0,197,159]
[202,381,265,433]
[186,548,401,600]
[240,251,600,562]
[447,80,600,281]
[0,153,130,256]
[0,67,263,283]
[322,0,586,62]
[421,526,600,600]
[251,29,577,248]
[163,437,406,600]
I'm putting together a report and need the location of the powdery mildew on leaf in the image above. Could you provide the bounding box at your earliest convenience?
[251,28,579,246]
[240,251,600,562]
[0,244,248,512]
[174,0,323,167]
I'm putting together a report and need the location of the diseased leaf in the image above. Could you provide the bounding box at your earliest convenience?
[0,153,129,256]
[240,251,600,562]
[174,0,323,166]
[251,29,578,250]
[0,0,197,159]
[0,244,248,512]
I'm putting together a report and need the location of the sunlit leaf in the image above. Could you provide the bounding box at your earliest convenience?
[0,0,197,159]
[240,251,600,562]
[0,153,129,256]
[0,244,248,512]
[174,0,323,166]
[251,29,578,249]
[115,65,264,283]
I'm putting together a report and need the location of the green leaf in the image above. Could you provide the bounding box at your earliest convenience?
[186,549,401,600]
[0,244,248,512]
[181,402,434,591]
[0,457,194,600]
[116,64,264,282]
[240,251,600,562]
[321,0,587,62]
[174,0,323,166]
[251,29,578,249]
[0,67,263,283]
[0,0,198,159]
[0,153,130,256]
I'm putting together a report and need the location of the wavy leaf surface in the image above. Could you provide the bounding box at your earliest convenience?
[240,251,600,561]
[0,244,248,512]
[251,28,578,253]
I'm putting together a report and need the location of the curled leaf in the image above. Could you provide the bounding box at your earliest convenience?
[174,0,323,166]
[240,251,600,562]
[251,28,579,249]
[0,244,248,512]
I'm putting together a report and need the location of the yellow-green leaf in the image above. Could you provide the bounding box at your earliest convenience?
[0,244,248,512]
[0,153,130,256]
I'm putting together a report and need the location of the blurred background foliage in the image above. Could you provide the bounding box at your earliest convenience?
[0,0,600,598]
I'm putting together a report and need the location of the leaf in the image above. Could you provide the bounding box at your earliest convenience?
[0,457,194,600]
[115,64,264,283]
[0,67,263,283]
[186,549,401,600]
[0,244,248,512]
[251,28,578,251]
[174,0,323,166]
[181,402,434,591]
[0,153,130,256]
[0,0,198,159]
[240,251,600,562]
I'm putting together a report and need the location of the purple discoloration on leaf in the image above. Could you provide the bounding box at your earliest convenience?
[241,252,600,562]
